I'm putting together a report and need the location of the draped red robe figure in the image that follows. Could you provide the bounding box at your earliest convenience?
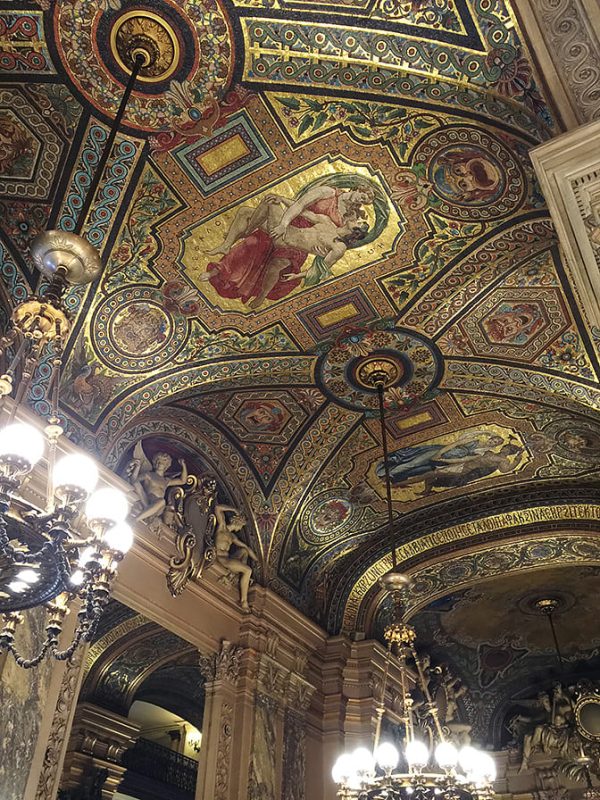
[206,190,344,304]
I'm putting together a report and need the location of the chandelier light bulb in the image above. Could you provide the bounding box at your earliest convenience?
[78,545,98,567]
[0,422,45,468]
[332,753,354,785]
[16,568,39,584]
[103,521,134,554]
[53,453,99,495]
[458,745,479,775]
[69,569,84,586]
[405,739,429,769]
[85,486,129,524]
[8,579,28,593]
[470,751,496,784]
[435,741,458,771]
[375,741,399,773]
[353,746,376,778]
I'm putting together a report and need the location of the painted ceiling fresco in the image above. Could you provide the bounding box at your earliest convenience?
[2,0,600,641]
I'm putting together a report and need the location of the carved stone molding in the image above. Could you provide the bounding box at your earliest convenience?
[199,639,244,684]
[34,651,85,800]
[60,703,140,795]
[255,652,316,712]
[530,0,600,123]
[532,120,600,329]
[215,702,233,800]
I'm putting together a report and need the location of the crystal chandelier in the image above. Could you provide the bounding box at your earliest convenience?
[0,54,148,667]
[332,361,496,799]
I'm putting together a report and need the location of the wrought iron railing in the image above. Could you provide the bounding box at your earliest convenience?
[122,738,197,794]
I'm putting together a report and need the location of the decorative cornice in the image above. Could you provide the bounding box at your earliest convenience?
[532,0,600,124]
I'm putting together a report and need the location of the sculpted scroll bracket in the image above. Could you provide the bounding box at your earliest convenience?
[123,440,256,610]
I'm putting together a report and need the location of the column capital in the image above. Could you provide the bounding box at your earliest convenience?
[199,638,245,685]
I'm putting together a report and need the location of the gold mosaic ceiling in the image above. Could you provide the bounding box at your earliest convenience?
[1,0,600,632]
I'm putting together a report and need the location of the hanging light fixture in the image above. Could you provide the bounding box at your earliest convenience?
[332,359,496,799]
[0,52,150,667]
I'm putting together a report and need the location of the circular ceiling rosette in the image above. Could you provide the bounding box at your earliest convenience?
[54,0,233,131]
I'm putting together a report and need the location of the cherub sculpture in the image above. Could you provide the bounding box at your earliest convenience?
[214,503,258,612]
[125,442,188,535]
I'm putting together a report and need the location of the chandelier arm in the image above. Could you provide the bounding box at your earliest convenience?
[73,55,144,237]
[376,382,397,570]
[1,333,26,387]
[373,642,394,754]
[10,340,43,422]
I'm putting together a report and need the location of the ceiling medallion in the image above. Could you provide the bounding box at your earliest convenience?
[54,0,233,131]
[518,591,574,617]
[111,10,179,83]
[317,326,442,413]
[355,356,402,390]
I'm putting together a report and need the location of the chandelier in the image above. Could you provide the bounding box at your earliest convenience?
[332,360,496,799]
[0,53,150,667]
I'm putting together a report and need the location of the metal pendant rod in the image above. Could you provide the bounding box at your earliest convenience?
[377,382,397,569]
[546,611,564,673]
[74,56,143,236]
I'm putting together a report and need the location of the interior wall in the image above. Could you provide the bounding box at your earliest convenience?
[0,609,54,800]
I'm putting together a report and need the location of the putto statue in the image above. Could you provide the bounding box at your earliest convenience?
[214,503,258,613]
[126,442,188,536]
[124,441,257,612]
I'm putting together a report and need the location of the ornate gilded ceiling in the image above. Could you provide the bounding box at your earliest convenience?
[2,0,600,635]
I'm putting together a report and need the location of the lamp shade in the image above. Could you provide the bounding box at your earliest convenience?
[85,487,129,523]
[405,739,429,769]
[0,422,44,467]
[53,453,98,495]
[332,753,354,785]
[375,741,399,772]
[69,568,84,586]
[470,751,496,783]
[16,568,39,584]
[353,747,375,778]
[458,745,479,775]
[435,741,458,771]
[78,546,98,567]
[104,522,134,554]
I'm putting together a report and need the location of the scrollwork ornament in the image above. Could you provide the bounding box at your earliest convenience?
[215,702,233,800]
[534,0,600,123]
[35,649,85,800]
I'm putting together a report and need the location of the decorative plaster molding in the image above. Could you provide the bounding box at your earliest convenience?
[531,120,600,329]
[215,702,233,800]
[531,0,600,123]
[34,650,85,800]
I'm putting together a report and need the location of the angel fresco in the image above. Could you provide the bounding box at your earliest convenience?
[200,175,386,309]
[377,430,526,498]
